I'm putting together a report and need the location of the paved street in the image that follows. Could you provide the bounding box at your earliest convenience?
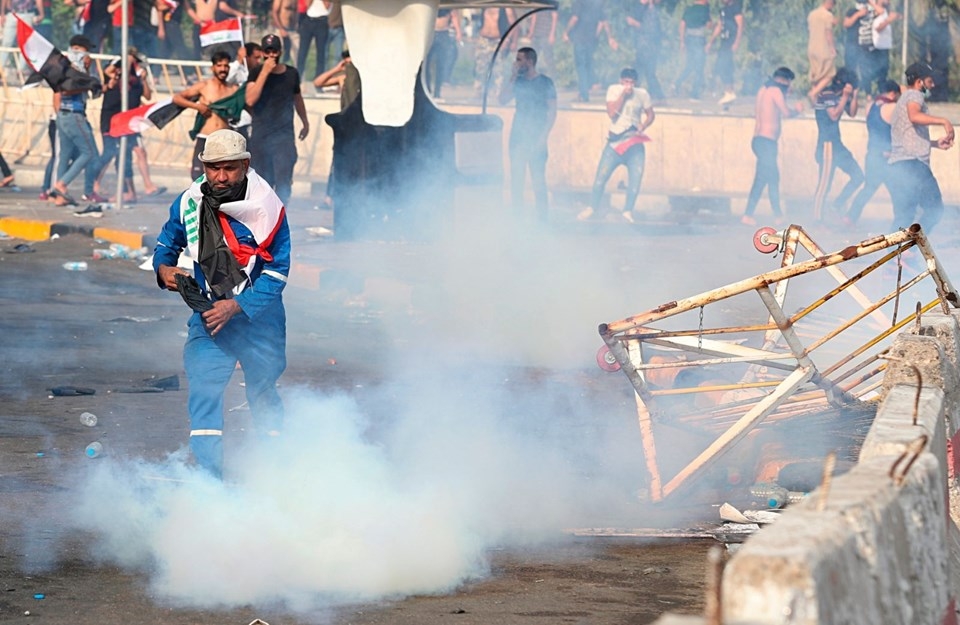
[1,170,957,624]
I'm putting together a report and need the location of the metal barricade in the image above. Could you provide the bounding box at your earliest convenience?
[596,224,960,505]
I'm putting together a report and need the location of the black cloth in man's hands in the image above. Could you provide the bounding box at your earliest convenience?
[175,273,214,312]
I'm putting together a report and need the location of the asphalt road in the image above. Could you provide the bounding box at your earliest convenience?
[1,184,949,624]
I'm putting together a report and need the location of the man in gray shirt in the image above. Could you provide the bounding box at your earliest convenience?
[887,62,954,232]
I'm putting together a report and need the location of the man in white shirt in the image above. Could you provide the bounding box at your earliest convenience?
[577,68,655,223]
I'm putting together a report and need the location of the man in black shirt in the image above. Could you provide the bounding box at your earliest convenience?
[674,0,711,100]
[499,47,556,222]
[812,67,862,221]
[708,0,742,106]
[626,0,665,102]
[563,0,616,103]
[245,33,310,205]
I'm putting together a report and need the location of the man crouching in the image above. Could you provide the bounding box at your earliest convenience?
[153,128,290,479]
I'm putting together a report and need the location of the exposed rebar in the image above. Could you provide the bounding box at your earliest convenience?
[816,451,837,512]
[889,434,929,486]
[878,353,923,426]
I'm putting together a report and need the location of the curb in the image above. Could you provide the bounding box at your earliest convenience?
[0,216,157,249]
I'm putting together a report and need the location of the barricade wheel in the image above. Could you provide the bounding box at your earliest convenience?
[596,345,621,372]
[753,227,779,254]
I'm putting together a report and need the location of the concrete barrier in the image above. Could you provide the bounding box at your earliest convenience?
[651,313,960,625]
[3,87,958,208]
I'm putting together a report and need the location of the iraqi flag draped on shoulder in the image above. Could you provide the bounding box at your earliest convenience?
[16,15,100,93]
[199,18,243,48]
[108,97,186,137]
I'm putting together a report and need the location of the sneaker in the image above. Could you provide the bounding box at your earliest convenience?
[576,206,596,221]
[82,192,109,203]
[740,215,757,226]
[38,191,49,200]
[622,210,635,224]
[73,205,103,219]
[718,91,737,106]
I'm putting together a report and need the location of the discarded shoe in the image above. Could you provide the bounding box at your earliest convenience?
[144,374,180,390]
[6,243,35,253]
[73,205,104,218]
[50,386,96,396]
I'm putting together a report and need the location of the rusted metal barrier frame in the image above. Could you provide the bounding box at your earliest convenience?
[599,224,959,503]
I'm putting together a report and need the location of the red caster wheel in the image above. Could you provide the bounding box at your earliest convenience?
[753,227,779,254]
[596,345,621,372]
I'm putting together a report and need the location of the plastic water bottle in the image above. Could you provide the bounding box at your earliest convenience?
[749,483,790,509]
[62,261,88,271]
[79,412,98,427]
[85,442,103,458]
[92,248,119,260]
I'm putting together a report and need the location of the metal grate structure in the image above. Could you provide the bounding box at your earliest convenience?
[596,224,960,504]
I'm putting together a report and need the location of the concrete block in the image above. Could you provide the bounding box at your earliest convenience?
[881,334,953,400]
[723,455,949,625]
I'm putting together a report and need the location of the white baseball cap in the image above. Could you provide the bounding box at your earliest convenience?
[198,129,251,163]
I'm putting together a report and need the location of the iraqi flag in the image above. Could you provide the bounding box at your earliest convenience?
[16,16,100,93]
[199,18,243,48]
[108,98,186,137]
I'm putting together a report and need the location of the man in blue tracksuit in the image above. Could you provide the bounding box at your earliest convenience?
[153,129,290,479]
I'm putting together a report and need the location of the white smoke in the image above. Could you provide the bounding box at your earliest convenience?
[69,368,639,612]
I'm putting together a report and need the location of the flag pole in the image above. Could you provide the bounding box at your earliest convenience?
[901,0,909,80]
[117,0,130,211]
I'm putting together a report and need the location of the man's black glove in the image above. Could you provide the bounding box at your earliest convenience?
[175,273,214,312]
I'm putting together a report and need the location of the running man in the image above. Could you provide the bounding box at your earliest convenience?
[741,67,802,226]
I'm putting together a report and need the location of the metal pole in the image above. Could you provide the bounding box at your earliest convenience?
[117,2,129,210]
[901,0,909,78]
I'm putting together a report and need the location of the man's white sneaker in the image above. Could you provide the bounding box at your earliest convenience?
[740,215,756,226]
[718,91,737,106]
[576,207,595,221]
[622,210,635,224]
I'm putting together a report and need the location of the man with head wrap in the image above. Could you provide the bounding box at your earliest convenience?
[741,67,803,226]
[153,129,290,479]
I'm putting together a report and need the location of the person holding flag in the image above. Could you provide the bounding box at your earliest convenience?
[43,35,102,207]
[173,48,244,181]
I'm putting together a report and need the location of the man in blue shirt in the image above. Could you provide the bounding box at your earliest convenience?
[153,129,291,479]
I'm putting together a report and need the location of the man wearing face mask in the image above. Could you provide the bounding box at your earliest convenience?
[499,46,556,222]
[153,129,290,479]
[49,35,101,208]
[887,62,955,233]
[741,67,803,226]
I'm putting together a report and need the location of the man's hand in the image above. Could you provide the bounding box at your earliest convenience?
[158,264,191,291]
[939,120,955,149]
[196,102,211,117]
[261,56,278,74]
[298,122,310,140]
[202,299,241,336]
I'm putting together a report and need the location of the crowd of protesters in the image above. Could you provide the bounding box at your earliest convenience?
[0,2,954,105]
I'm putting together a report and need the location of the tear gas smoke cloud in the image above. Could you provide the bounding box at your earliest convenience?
[67,374,641,612]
